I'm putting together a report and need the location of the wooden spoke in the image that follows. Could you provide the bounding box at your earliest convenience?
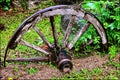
[6,57,49,62]
[19,39,50,55]
[30,16,41,28]
[49,16,58,47]
[68,22,90,50]
[63,16,75,47]
[33,26,53,48]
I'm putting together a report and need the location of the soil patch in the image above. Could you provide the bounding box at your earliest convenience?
[1,53,119,79]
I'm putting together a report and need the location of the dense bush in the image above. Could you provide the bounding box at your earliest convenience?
[83,1,120,45]
[74,1,120,52]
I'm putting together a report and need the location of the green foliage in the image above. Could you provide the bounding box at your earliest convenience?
[19,0,28,10]
[109,75,118,80]
[108,45,117,60]
[0,0,11,11]
[33,0,55,10]
[83,1,120,60]
[72,1,120,54]
[52,66,119,79]
[14,66,19,72]
[27,67,38,74]
[52,68,104,79]
[74,25,101,52]
[82,1,120,45]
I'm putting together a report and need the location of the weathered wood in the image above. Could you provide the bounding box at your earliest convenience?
[33,26,53,48]
[50,16,58,47]
[20,39,50,55]
[15,16,41,43]
[84,13,107,45]
[15,23,32,43]
[42,9,84,18]
[6,57,49,62]
[68,22,90,50]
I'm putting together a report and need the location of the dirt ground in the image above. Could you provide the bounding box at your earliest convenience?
[1,53,119,79]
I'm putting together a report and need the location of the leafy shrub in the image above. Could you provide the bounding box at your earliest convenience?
[74,1,120,52]
[83,1,120,45]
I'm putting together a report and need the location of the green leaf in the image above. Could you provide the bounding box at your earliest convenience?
[3,6,9,11]
[28,68,38,74]
[6,0,10,3]
[109,46,117,60]
[108,23,115,30]
[86,2,96,9]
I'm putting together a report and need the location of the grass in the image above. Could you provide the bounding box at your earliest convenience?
[0,13,27,59]
[27,67,38,74]
[52,64,119,79]
[0,13,61,59]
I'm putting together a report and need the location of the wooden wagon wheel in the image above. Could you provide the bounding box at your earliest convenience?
[4,5,108,72]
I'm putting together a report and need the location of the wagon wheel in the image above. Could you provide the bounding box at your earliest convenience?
[4,5,108,72]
